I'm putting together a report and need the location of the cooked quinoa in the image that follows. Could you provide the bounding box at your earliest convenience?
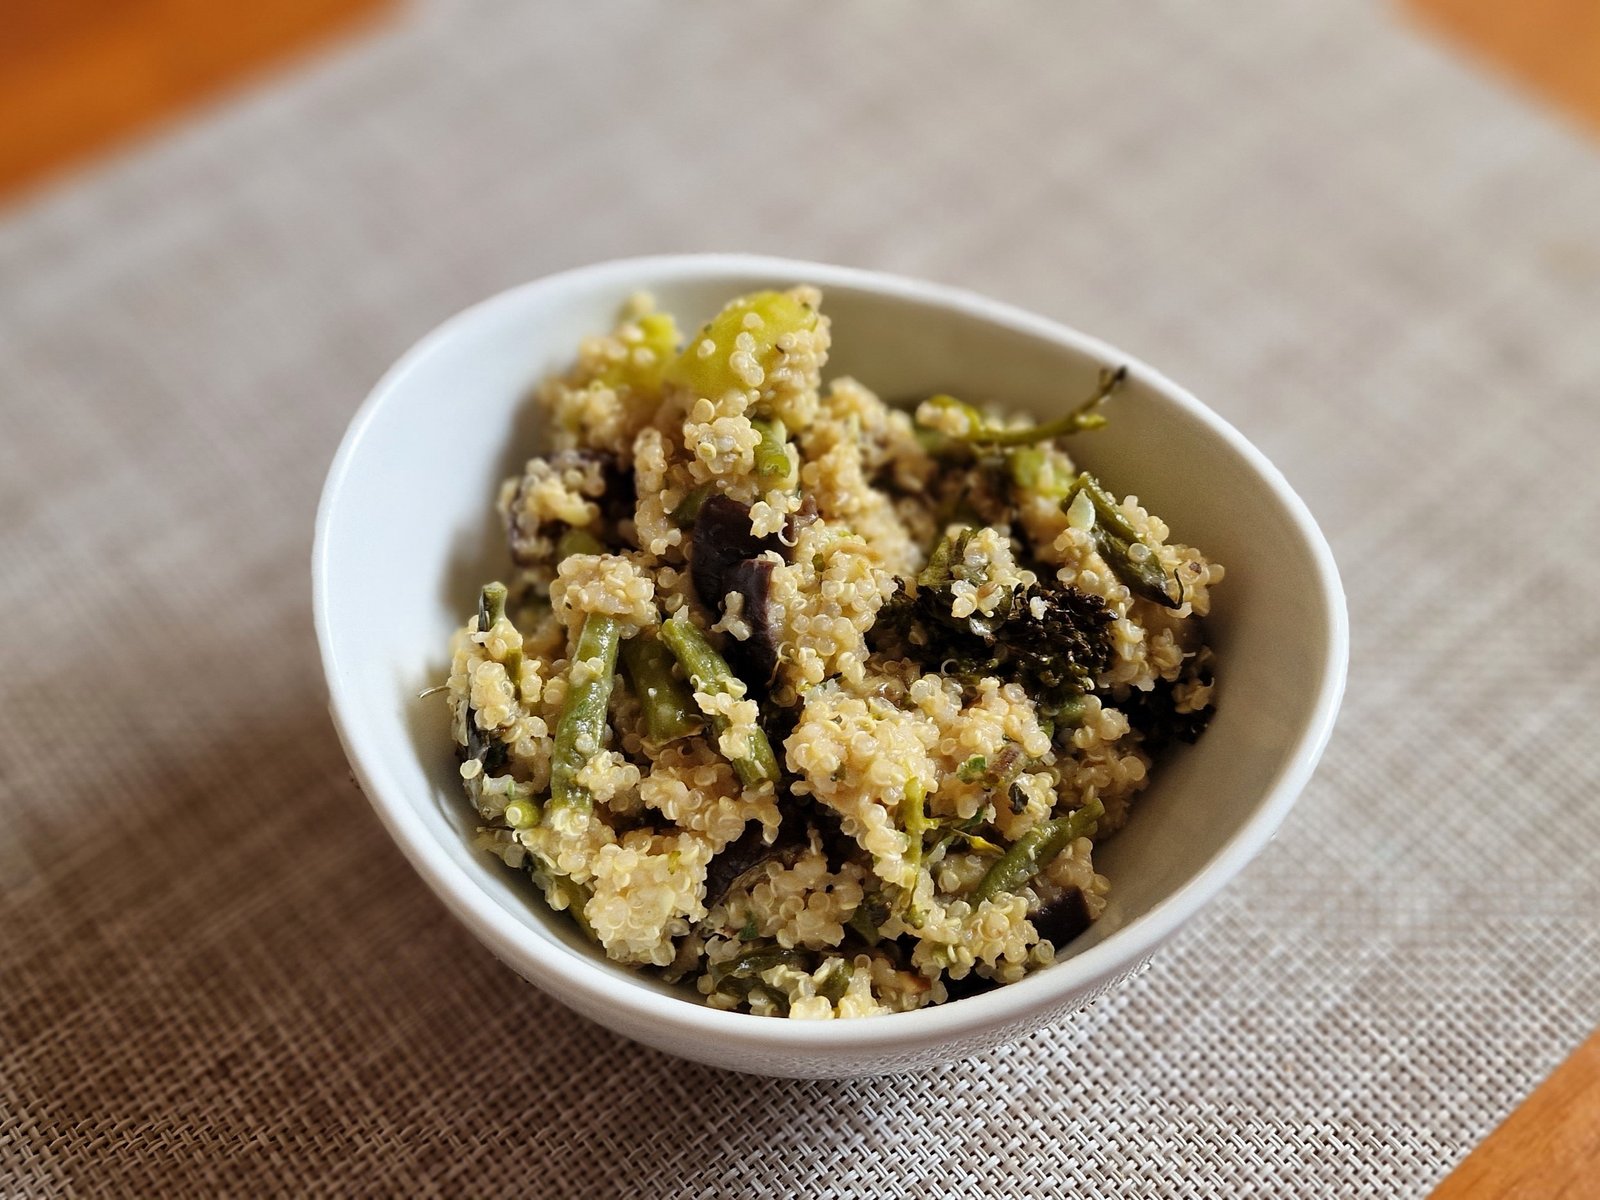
[444,287,1223,1018]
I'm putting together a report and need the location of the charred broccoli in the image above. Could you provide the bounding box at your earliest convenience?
[870,528,1114,709]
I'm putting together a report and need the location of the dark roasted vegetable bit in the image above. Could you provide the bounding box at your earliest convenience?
[940,970,1001,1003]
[870,529,1114,703]
[709,944,810,991]
[702,812,807,910]
[722,556,781,687]
[504,449,633,565]
[460,583,512,810]
[1116,669,1214,752]
[1031,886,1093,949]
[689,494,788,610]
[671,484,712,528]
[846,891,891,946]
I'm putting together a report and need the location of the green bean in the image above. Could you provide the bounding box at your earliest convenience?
[658,611,781,787]
[503,797,540,829]
[751,417,794,486]
[540,873,596,940]
[462,585,513,813]
[920,366,1126,448]
[971,798,1104,904]
[620,635,703,745]
[815,959,853,1003]
[556,526,607,561]
[1041,691,1091,741]
[847,892,890,946]
[548,614,623,813]
[900,778,929,922]
[670,484,711,527]
[709,944,807,990]
[1062,472,1181,609]
[477,581,522,699]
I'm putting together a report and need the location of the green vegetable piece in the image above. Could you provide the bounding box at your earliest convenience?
[596,310,681,396]
[503,798,540,829]
[548,614,624,814]
[815,959,852,1003]
[658,611,781,788]
[620,635,703,745]
[709,944,807,990]
[462,584,517,814]
[899,778,929,923]
[556,526,607,561]
[665,290,818,400]
[971,798,1105,904]
[670,484,711,527]
[751,416,794,486]
[478,581,522,696]
[919,366,1126,448]
[847,893,890,946]
[1062,472,1181,609]
[1043,692,1091,736]
[1007,445,1078,500]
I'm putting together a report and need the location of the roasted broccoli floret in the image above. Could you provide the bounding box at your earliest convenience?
[1117,665,1216,751]
[870,529,1114,703]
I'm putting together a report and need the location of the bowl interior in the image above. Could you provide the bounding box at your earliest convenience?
[317,261,1341,1014]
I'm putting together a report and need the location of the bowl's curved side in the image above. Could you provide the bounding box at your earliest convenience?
[313,254,1348,1076]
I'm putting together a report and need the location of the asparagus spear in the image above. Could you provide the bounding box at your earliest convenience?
[1062,472,1181,609]
[919,366,1127,448]
[658,611,781,787]
[548,613,623,814]
[971,798,1104,904]
[751,417,795,487]
[620,635,703,745]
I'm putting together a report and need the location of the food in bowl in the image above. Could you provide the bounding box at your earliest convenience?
[442,287,1223,1018]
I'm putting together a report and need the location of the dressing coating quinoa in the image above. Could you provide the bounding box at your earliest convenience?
[443,287,1223,1018]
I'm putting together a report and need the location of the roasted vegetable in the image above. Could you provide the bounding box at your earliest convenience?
[689,495,787,611]
[899,778,930,923]
[620,635,702,745]
[460,583,512,812]
[722,556,781,687]
[702,815,806,910]
[1063,471,1181,609]
[918,366,1126,448]
[503,448,633,565]
[1031,886,1093,949]
[971,798,1104,904]
[548,614,624,814]
[751,416,795,487]
[595,310,681,397]
[871,528,1114,701]
[556,526,607,561]
[659,611,781,788]
[1117,665,1215,751]
[665,290,819,401]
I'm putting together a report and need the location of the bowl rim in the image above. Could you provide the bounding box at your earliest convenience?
[313,253,1349,1055]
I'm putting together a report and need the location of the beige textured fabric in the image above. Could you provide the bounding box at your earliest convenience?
[3,2,1599,1195]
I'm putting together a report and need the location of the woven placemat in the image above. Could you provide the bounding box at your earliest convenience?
[3,3,1598,1195]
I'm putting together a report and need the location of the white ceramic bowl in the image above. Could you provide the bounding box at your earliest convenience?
[313,254,1347,1078]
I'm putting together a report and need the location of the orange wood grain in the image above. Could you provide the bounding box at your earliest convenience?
[1405,0,1600,136]
[0,0,392,202]
[1430,1030,1600,1199]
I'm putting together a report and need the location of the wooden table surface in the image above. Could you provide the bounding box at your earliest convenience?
[1,2,1595,1194]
